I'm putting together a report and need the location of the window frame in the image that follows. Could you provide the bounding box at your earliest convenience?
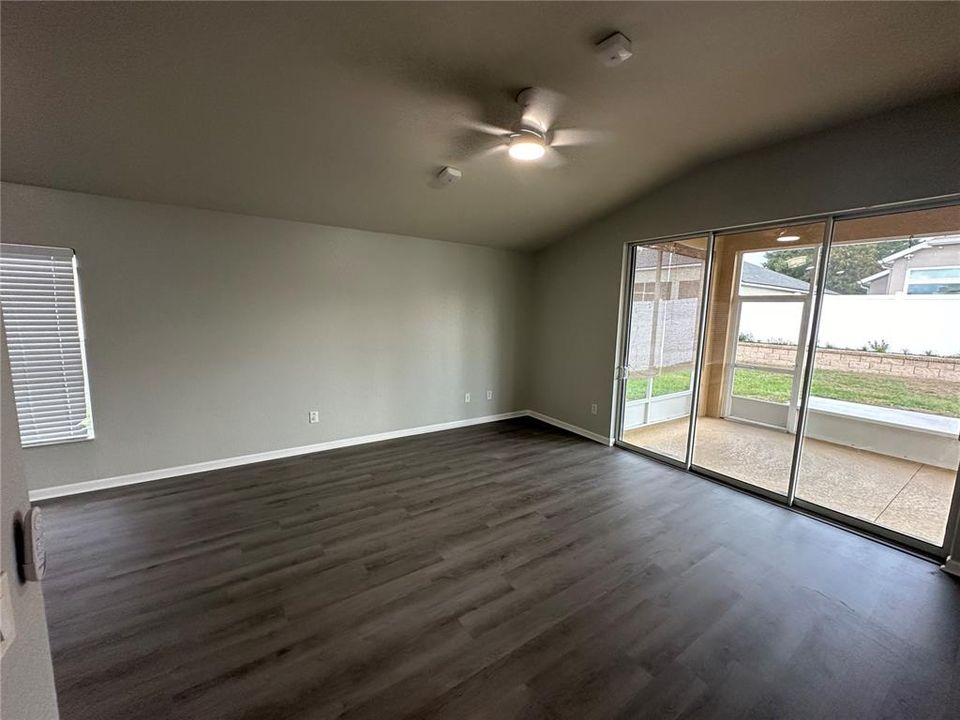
[904,265,960,295]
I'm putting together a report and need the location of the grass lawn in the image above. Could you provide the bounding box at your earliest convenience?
[626,370,691,400]
[733,368,960,417]
[628,367,959,417]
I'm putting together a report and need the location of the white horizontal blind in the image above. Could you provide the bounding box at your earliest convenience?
[0,244,94,447]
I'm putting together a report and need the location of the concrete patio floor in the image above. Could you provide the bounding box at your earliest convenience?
[624,417,957,546]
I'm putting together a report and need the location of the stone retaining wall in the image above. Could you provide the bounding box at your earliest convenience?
[737,342,960,382]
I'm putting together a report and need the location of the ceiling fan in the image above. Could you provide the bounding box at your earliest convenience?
[459,87,607,167]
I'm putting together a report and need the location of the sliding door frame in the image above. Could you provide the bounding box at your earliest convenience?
[683,232,715,468]
[615,245,692,467]
[614,234,711,472]
[786,217,833,504]
[614,193,960,561]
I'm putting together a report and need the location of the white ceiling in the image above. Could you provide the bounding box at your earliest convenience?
[3,2,960,250]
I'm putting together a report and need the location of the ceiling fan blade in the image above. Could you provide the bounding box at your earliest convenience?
[549,128,611,148]
[541,146,567,168]
[518,87,565,134]
[448,129,509,163]
[471,142,509,162]
[460,118,512,137]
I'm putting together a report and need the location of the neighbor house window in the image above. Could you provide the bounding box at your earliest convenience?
[905,266,960,295]
[0,244,94,447]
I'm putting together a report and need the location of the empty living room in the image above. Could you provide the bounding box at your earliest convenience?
[2,2,960,719]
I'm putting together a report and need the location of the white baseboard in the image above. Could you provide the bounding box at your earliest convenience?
[29,409,615,502]
[29,411,528,501]
[526,411,614,447]
[942,557,960,578]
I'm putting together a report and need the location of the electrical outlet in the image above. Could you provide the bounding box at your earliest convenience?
[486,390,493,400]
[591,403,598,415]
[308,410,320,424]
[464,393,471,403]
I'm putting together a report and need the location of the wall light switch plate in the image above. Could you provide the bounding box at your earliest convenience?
[308,411,320,424]
[486,390,493,400]
[464,393,471,403]
[0,571,16,657]
[591,403,598,415]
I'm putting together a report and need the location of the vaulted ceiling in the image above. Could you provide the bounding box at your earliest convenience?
[3,2,960,249]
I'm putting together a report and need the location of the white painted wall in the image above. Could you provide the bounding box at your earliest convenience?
[0,183,532,492]
[805,407,959,470]
[623,393,692,430]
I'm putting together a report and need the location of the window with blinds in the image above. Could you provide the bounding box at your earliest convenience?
[0,244,94,447]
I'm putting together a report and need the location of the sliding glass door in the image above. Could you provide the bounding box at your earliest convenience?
[616,202,960,556]
[691,223,826,497]
[794,205,960,549]
[618,237,709,462]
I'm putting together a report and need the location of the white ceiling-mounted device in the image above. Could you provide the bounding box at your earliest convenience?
[453,87,609,168]
[435,166,462,186]
[595,32,633,67]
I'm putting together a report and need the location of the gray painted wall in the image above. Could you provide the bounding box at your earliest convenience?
[528,93,960,438]
[1,321,60,719]
[1,183,531,491]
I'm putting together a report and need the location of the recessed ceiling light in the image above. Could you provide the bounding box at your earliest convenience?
[508,131,546,161]
[776,232,801,243]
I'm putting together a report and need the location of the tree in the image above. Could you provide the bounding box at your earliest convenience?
[763,239,919,295]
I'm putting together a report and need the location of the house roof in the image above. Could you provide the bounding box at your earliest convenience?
[740,262,811,292]
[880,235,960,264]
[857,234,960,284]
[633,260,812,293]
[858,269,891,285]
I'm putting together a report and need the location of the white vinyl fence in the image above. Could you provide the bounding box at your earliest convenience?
[740,295,960,356]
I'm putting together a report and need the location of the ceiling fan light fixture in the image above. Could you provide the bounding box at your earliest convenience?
[508,131,546,161]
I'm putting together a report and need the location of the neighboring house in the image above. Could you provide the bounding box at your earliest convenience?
[859,235,960,295]
[632,253,809,301]
[738,262,812,295]
[632,246,705,301]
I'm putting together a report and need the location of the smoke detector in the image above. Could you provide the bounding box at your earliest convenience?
[435,166,462,186]
[595,32,633,67]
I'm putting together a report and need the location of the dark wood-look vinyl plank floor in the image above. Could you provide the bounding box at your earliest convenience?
[38,418,960,720]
